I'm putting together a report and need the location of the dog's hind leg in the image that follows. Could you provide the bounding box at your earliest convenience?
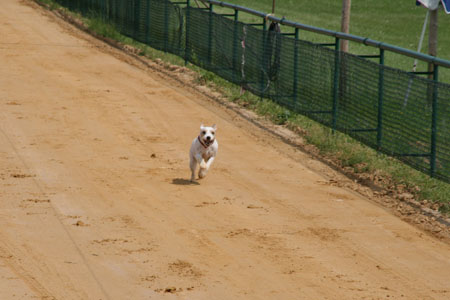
[190,157,197,181]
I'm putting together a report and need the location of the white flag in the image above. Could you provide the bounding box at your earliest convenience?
[417,0,441,10]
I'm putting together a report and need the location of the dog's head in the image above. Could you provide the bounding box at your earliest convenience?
[199,124,217,146]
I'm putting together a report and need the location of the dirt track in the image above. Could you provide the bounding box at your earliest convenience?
[1,1,450,299]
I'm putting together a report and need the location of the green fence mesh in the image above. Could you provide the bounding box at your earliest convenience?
[53,0,450,183]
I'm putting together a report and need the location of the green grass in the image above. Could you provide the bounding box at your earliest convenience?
[219,0,450,83]
[36,0,450,215]
[37,0,59,9]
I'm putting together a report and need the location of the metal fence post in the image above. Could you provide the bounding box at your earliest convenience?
[208,4,214,66]
[145,0,151,45]
[232,9,239,83]
[332,37,341,133]
[430,64,439,177]
[120,0,124,33]
[103,0,107,20]
[260,18,267,99]
[164,0,169,52]
[106,0,110,21]
[377,48,385,149]
[293,28,299,109]
[185,0,190,64]
[100,0,104,20]
[134,0,140,39]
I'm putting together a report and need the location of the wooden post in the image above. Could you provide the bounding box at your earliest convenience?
[340,0,351,52]
[272,0,276,14]
[339,0,351,110]
[425,8,438,105]
[428,8,438,79]
[332,37,341,133]
[430,65,439,177]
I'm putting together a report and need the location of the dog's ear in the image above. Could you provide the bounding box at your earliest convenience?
[212,124,217,130]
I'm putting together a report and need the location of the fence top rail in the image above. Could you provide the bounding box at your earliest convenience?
[207,0,450,69]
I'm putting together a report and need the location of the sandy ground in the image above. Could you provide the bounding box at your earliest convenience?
[1,0,450,299]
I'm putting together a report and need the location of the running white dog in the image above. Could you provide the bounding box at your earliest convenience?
[190,124,218,182]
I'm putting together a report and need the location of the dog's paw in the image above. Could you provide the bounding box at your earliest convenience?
[198,168,207,179]
[190,172,196,182]
[200,161,207,169]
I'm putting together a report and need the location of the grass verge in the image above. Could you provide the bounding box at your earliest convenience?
[35,0,450,216]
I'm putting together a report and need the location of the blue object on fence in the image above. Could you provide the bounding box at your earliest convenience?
[443,0,450,13]
[416,0,450,13]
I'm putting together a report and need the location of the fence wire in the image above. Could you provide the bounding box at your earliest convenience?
[53,0,450,183]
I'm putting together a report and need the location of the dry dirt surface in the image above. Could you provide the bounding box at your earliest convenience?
[1,1,450,299]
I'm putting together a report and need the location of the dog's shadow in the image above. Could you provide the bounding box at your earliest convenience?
[171,178,200,186]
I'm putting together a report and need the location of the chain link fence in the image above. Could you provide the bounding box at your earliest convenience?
[53,0,450,183]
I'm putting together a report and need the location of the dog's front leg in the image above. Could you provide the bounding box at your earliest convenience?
[196,154,207,169]
[199,156,214,179]
[205,156,215,170]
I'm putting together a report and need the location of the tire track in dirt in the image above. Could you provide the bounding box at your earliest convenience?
[0,116,111,300]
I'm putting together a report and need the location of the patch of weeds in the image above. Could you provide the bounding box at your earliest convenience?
[195,70,216,86]
[86,17,123,42]
[38,0,59,10]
